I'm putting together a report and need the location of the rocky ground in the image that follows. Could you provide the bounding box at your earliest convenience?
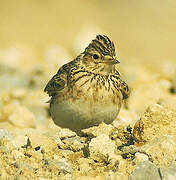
[0,34,176,180]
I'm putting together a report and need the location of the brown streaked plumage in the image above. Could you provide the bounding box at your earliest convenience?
[44,35,129,133]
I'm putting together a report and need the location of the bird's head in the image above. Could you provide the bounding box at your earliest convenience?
[81,35,120,74]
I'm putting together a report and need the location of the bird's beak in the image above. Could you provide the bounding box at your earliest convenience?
[103,56,120,64]
[110,58,120,64]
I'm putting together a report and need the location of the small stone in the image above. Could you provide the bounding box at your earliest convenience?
[27,133,58,152]
[0,129,13,140]
[121,145,140,154]
[44,131,65,149]
[49,158,73,174]
[129,161,160,180]
[62,136,85,151]
[59,150,74,159]
[11,135,28,148]
[135,152,149,163]
[57,129,77,139]
[49,124,76,139]
[78,158,92,174]
[81,122,114,137]
[89,134,116,162]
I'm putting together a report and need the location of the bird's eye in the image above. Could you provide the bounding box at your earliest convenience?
[93,54,99,60]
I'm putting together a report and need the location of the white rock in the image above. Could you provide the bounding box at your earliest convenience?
[89,134,116,162]
[48,124,76,139]
[129,161,160,180]
[135,152,149,163]
[0,129,13,140]
[11,135,28,148]
[27,133,58,152]
[82,122,114,137]
[49,158,73,174]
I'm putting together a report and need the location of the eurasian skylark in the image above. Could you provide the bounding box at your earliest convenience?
[44,35,129,133]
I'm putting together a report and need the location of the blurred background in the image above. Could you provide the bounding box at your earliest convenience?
[1,0,176,64]
[0,0,176,118]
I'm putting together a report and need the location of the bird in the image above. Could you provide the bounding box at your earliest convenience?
[44,35,129,134]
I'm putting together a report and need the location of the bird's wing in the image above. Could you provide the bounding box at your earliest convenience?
[44,73,66,97]
[44,63,71,97]
[119,79,130,100]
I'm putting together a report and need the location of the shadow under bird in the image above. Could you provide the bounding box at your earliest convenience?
[44,35,129,134]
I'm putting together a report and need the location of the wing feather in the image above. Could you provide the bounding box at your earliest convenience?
[44,73,66,97]
[119,79,130,100]
[44,63,70,97]
[44,58,80,97]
